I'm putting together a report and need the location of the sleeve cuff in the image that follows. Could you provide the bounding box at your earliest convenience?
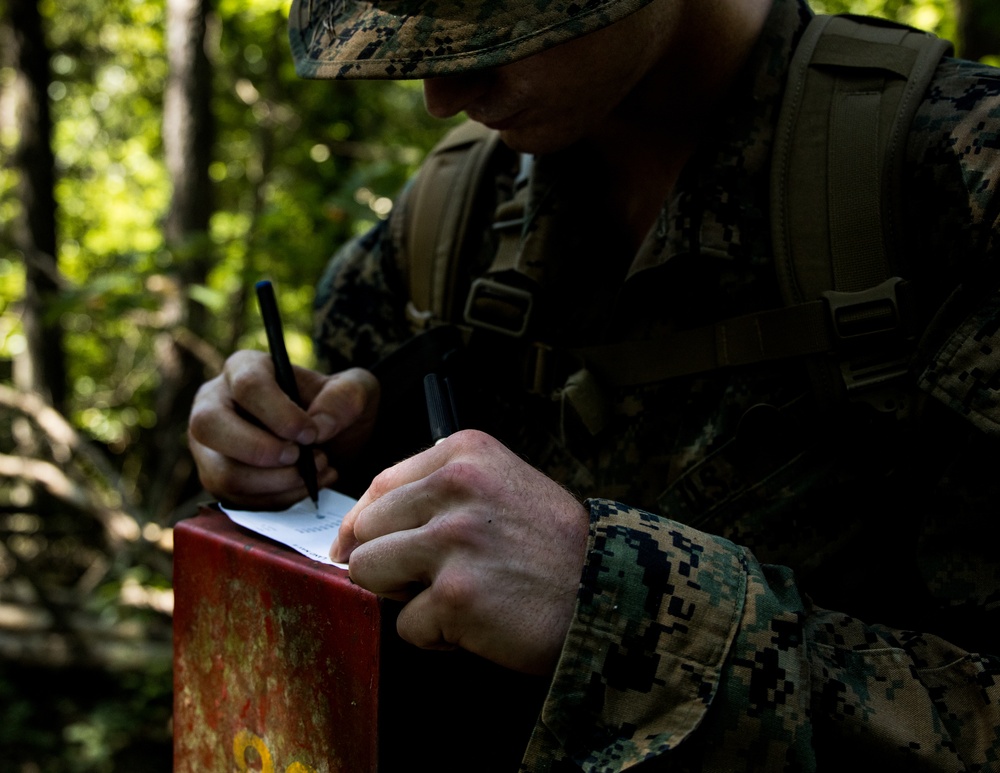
[522,499,749,772]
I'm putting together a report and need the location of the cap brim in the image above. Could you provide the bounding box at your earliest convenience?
[289,0,655,80]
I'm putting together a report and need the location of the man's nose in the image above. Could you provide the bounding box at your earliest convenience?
[422,72,492,119]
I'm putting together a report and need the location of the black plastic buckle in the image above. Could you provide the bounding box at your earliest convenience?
[463,277,533,338]
[821,277,913,396]
[822,276,908,342]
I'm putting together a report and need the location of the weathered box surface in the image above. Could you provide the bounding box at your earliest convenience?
[173,510,544,772]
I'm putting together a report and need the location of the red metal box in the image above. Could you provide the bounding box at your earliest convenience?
[173,509,544,772]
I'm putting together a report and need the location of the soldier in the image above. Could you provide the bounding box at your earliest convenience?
[188,0,1000,768]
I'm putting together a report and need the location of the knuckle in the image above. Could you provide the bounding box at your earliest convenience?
[228,349,266,369]
[452,428,494,451]
[343,366,379,392]
[186,410,207,443]
[187,382,222,438]
[211,465,246,495]
[228,366,263,403]
[434,459,491,497]
[366,465,400,500]
[244,435,282,467]
[398,619,437,650]
[332,368,378,416]
[432,569,475,616]
[423,506,483,553]
[186,424,204,454]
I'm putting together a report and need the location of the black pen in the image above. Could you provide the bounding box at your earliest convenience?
[255,279,320,509]
[423,373,459,444]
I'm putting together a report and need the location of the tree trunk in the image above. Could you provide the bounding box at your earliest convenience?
[164,0,214,246]
[152,0,215,519]
[957,0,1000,61]
[1,0,66,411]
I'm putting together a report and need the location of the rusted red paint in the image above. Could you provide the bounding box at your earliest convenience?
[174,509,552,772]
[173,511,380,773]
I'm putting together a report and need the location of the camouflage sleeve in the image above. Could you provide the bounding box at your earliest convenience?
[521,500,1000,772]
[312,216,413,374]
[918,271,1000,434]
[910,58,1000,434]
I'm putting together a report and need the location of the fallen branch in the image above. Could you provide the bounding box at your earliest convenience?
[0,627,172,671]
[0,452,140,545]
[0,384,136,504]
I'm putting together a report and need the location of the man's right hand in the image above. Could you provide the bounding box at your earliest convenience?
[187,350,380,509]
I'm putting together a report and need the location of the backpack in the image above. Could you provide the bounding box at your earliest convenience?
[392,14,953,421]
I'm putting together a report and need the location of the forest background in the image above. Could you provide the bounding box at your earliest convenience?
[1,0,998,770]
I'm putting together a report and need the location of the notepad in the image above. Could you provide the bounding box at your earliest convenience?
[221,488,355,568]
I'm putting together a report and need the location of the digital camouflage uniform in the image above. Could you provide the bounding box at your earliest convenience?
[307,0,1000,769]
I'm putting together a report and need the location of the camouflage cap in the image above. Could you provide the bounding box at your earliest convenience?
[289,0,657,80]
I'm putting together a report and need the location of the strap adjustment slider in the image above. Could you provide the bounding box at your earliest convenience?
[463,277,533,338]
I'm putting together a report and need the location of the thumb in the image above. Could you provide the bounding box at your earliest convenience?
[304,367,380,444]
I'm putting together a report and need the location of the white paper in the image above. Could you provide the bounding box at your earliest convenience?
[221,488,356,568]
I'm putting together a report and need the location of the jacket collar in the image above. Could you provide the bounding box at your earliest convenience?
[631,0,814,277]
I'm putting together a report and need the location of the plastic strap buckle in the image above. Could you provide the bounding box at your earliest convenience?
[463,277,533,338]
[821,276,913,395]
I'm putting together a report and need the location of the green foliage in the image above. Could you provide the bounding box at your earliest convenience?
[0,1,452,769]
[811,0,956,42]
[0,661,173,773]
[204,1,451,363]
[1,0,452,482]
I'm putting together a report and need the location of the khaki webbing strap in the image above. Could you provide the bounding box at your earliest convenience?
[772,15,952,302]
[829,82,887,290]
[769,14,950,408]
[400,121,501,327]
[464,155,549,337]
[565,16,948,393]
[489,154,535,277]
[575,300,834,387]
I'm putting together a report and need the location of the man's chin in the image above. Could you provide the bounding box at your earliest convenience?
[495,126,577,156]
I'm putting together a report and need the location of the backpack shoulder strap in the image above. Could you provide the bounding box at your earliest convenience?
[769,13,952,407]
[392,120,503,331]
[772,13,952,297]
[577,15,951,397]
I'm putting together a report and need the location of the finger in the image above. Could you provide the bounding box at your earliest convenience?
[394,582,470,653]
[346,527,440,600]
[383,559,501,659]
[189,378,303,469]
[330,435,463,561]
[225,350,318,445]
[302,367,380,443]
[192,444,337,509]
[358,477,453,545]
[359,431,476,508]
[395,579,565,675]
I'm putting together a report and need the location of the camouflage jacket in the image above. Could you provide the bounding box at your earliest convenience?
[313,0,1000,769]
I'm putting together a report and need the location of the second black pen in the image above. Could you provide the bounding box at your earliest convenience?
[423,372,459,444]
